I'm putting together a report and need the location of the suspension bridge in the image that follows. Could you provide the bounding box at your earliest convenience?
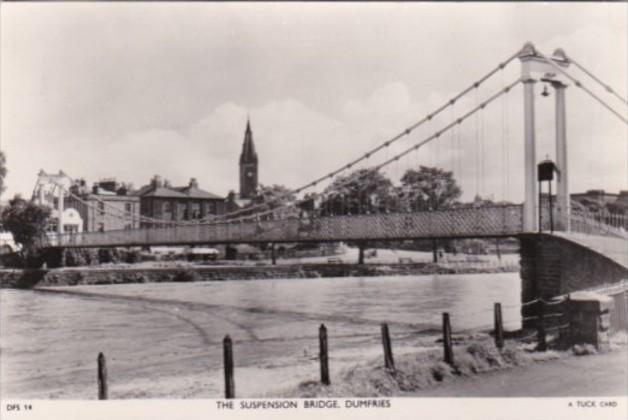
[33,42,626,292]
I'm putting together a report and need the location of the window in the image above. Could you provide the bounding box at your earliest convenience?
[98,223,105,232]
[125,203,132,213]
[178,203,187,220]
[191,203,201,219]
[64,225,79,234]
[98,202,105,215]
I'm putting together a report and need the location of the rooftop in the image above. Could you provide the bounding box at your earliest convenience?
[134,177,224,200]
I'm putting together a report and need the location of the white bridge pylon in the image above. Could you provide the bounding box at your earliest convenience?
[33,170,74,235]
[519,42,571,233]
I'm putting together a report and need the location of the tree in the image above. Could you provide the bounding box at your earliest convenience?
[234,184,298,221]
[1,195,51,261]
[319,168,397,216]
[251,184,296,210]
[0,151,6,198]
[395,166,461,212]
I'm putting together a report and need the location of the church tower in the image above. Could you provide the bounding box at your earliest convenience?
[239,118,258,199]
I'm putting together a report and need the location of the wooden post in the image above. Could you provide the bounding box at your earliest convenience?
[494,303,504,349]
[442,313,454,366]
[97,352,108,400]
[536,300,547,351]
[223,335,235,399]
[381,323,395,370]
[358,243,365,265]
[319,324,330,385]
[432,239,438,263]
[495,238,502,262]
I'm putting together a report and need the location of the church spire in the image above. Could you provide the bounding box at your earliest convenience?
[239,118,259,199]
[240,117,258,164]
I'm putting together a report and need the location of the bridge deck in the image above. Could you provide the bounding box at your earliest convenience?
[554,232,628,269]
[45,205,524,248]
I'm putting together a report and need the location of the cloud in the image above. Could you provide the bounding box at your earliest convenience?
[2,4,625,204]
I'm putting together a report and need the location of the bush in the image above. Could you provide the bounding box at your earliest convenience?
[172,269,200,282]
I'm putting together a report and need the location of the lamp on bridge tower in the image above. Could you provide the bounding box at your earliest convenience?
[518,43,571,233]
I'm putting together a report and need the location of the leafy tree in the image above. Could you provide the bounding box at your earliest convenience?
[233,184,299,221]
[319,168,397,216]
[395,166,461,212]
[1,195,51,260]
[0,151,6,198]
[251,184,296,210]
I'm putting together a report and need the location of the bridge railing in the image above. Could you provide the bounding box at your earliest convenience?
[538,205,628,239]
[44,204,524,248]
[567,210,628,239]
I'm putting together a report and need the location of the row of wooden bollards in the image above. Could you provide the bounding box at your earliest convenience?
[96,302,511,399]
[220,304,510,399]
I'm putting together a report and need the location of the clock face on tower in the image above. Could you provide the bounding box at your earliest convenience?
[247,171,254,178]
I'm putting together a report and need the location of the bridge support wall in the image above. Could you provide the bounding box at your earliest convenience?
[519,233,627,327]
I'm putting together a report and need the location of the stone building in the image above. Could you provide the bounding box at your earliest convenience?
[66,178,141,232]
[570,189,628,219]
[33,171,140,233]
[135,176,225,226]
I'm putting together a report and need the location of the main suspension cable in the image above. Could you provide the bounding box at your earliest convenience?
[197,47,526,224]
[536,50,628,125]
[563,51,628,105]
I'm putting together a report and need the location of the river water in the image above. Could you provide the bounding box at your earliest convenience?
[0,272,521,398]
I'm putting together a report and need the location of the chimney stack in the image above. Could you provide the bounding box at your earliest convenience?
[151,175,163,188]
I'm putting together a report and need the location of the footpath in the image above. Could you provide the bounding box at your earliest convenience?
[414,348,627,397]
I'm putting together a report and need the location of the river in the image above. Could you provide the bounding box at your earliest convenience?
[0,272,521,399]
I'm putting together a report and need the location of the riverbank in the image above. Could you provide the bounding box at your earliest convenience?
[0,260,518,289]
[1,273,522,399]
[282,333,628,398]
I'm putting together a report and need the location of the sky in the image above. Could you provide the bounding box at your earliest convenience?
[1,2,626,203]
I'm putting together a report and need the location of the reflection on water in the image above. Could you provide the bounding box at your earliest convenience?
[0,273,521,398]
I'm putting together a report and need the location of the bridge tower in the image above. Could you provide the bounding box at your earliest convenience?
[34,170,72,235]
[518,43,571,232]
